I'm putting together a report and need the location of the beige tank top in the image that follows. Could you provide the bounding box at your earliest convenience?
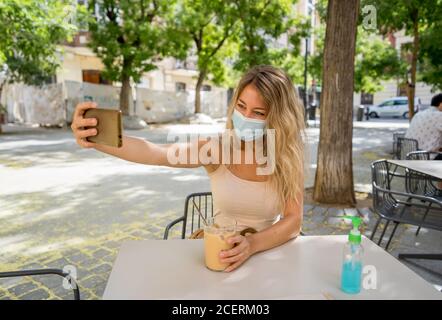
[208,164,281,232]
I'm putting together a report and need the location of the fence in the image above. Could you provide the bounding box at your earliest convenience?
[1,81,229,126]
[135,87,189,123]
[1,83,65,126]
[65,81,124,123]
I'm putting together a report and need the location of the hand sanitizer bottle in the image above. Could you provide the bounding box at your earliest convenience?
[340,215,363,294]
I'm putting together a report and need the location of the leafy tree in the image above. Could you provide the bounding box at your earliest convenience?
[367,0,441,119]
[0,0,76,85]
[308,21,404,95]
[305,25,325,88]
[202,0,312,104]
[274,17,313,87]
[0,0,77,133]
[171,0,238,114]
[231,0,296,71]
[354,29,405,94]
[86,0,185,116]
[418,21,442,91]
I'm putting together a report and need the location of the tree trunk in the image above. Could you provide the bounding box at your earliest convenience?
[407,9,419,121]
[194,70,206,114]
[120,74,131,116]
[313,0,359,205]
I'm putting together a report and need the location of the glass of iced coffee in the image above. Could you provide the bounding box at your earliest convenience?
[204,215,237,272]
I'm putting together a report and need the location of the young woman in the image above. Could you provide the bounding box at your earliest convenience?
[71,65,306,272]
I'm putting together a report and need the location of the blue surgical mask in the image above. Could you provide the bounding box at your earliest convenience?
[232,108,266,142]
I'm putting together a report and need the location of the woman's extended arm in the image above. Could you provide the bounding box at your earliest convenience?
[92,135,202,168]
[71,102,210,168]
[220,196,303,272]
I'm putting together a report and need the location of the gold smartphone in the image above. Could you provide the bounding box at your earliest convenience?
[83,108,123,148]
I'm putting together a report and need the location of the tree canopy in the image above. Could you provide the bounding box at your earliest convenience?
[0,0,77,85]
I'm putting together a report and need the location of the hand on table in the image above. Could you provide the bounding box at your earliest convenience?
[220,235,254,272]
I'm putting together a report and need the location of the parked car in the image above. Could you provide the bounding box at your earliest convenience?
[367,96,422,119]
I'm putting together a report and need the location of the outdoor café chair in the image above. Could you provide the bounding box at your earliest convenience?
[389,136,418,183]
[163,191,306,240]
[0,268,80,300]
[392,131,406,159]
[404,151,442,236]
[164,192,214,239]
[369,160,442,260]
[406,151,442,161]
[405,151,442,199]
[397,137,419,160]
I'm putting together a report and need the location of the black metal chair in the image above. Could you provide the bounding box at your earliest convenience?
[0,269,80,300]
[389,135,417,184]
[369,160,442,261]
[164,192,213,239]
[163,191,306,239]
[392,131,406,159]
[405,151,442,198]
[406,151,442,161]
[404,151,442,236]
[396,137,419,160]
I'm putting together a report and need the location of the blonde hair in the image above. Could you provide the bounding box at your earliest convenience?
[224,65,306,212]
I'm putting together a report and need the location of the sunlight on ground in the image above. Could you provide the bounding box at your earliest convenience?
[113,187,157,200]
[0,159,182,196]
[0,138,73,151]
[0,234,33,257]
[171,174,209,182]
[24,237,85,256]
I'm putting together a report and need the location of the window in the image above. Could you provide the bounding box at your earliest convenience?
[202,85,211,91]
[82,70,111,85]
[175,82,186,92]
[394,100,408,105]
[360,93,373,105]
[175,60,186,69]
[379,100,395,107]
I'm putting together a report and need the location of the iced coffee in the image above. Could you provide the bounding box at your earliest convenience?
[204,216,237,272]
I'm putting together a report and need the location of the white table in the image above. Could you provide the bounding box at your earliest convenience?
[388,160,442,179]
[103,235,441,300]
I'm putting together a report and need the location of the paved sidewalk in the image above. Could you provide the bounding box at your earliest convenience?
[0,120,440,299]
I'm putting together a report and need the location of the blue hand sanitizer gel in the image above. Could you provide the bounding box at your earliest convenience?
[340,216,363,294]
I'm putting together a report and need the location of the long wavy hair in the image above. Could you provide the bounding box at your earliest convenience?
[224,65,306,212]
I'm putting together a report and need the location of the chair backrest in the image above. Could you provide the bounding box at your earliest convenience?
[397,137,418,160]
[371,160,397,215]
[405,151,440,196]
[392,132,405,159]
[406,151,440,160]
[371,160,391,190]
[181,192,213,239]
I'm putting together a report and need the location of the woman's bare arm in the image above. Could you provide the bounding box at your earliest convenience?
[219,194,303,272]
[247,196,303,255]
[93,135,205,168]
[71,102,214,168]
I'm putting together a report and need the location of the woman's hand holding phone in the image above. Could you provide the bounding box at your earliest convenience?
[71,102,98,148]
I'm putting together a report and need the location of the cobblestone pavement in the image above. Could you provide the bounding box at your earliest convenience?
[0,119,440,300]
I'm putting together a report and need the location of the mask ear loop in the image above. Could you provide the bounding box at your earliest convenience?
[230,110,241,148]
